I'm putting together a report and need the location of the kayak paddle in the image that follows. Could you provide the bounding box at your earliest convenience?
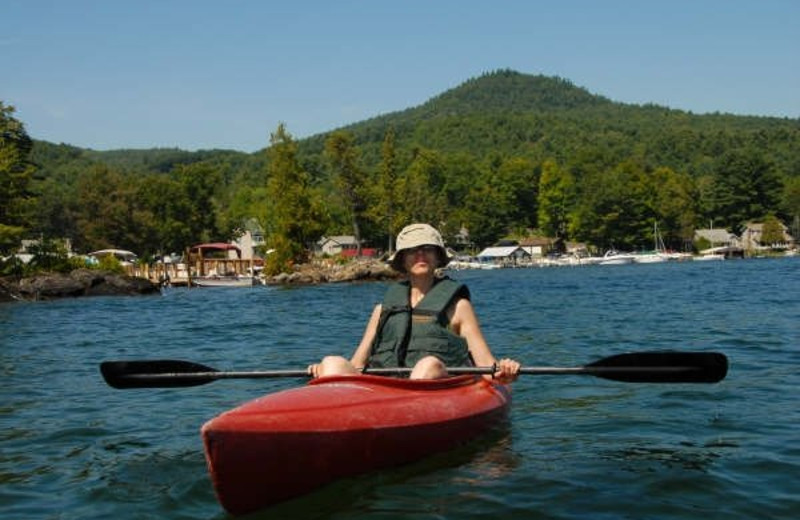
[100,351,728,389]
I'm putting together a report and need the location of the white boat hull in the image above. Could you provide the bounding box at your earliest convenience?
[599,251,636,265]
[694,254,725,262]
[193,276,257,287]
[633,254,669,264]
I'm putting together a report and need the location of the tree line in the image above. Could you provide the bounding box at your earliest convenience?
[2,70,799,275]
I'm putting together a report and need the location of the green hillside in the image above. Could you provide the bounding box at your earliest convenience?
[308,69,798,175]
[8,69,800,264]
[32,69,799,180]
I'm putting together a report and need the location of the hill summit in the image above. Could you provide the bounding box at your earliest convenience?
[343,69,615,135]
[416,69,612,116]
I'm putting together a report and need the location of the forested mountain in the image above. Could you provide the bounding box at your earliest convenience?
[6,69,800,267]
[308,70,798,175]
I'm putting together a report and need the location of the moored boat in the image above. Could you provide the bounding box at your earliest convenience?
[694,253,725,261]
[192,274,257,287]
[599,250,636,265]
[188,242,260,287]
[633,222,670,263]
[632,252,670,264]
[201,374,510,515]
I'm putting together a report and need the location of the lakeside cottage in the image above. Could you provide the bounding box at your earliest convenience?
[693,228,744,257]
[232,218,266,260]
[316,236,359,256]
[476,246,532,266]
[315,236,378,258]
[694,228,740,248]
[695,222,796,256]
[518,237,554,257]
[740,222,795,251]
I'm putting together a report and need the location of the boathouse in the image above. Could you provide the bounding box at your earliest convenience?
[476,246,532,266]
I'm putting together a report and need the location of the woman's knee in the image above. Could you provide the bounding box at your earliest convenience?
[318,356,358,377]
[410,356,448,380]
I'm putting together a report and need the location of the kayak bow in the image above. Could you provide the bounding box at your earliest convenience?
[201,374,510,515]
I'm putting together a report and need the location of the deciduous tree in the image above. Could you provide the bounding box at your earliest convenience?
[0,102,36,255]
[760,214,786,246]
[395,148,447,226]
[325,131,367,255]
[649,167,697,250]
[570,160,651,251]
[708,147,783,231]
[780,176,800,236]
[537,159,574,248]
[174,162,224,244]
[373,128,399,252]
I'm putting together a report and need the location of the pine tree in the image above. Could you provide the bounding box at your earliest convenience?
[264,124,323,274]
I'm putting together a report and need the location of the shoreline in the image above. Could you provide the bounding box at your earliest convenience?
[7,255,794,302]
[0,260,401,302]
[261,259,400,285]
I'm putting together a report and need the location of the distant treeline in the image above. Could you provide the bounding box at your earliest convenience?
[3,70,799,273]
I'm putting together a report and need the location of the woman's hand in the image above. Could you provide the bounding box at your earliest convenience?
[493,358,521,383]
[307,363,321,379]
[307,356,360,379]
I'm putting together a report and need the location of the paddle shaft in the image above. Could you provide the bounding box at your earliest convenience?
[101,352,728,388]
[116,365,697,379]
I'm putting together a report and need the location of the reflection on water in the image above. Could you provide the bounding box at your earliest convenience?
[452,433,521,481]
[350,430,522,520]
[242,428,516,520]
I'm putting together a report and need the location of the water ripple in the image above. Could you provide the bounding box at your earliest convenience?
[1,258,798,519]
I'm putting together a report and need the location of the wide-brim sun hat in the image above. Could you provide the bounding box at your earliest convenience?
[387,223,453,272]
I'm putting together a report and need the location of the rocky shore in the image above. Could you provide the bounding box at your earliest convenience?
[262,259,401,285]
[0,260,400,302]
[0,269,161,302]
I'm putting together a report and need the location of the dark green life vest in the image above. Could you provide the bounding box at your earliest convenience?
[368,277,473,369]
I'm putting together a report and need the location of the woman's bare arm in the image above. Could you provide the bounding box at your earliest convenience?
[451,298,520,382]
[349,304,382,369]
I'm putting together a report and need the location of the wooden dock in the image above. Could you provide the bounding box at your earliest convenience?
[127,258,261,287]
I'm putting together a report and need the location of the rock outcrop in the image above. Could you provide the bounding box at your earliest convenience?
[263,259,401,285]
[0,269,160,302]
[0,260,399,302]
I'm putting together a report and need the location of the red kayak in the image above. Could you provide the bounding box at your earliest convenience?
[201,374,511,515]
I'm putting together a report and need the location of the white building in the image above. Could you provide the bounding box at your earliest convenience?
[233,219,266,260]
[316,236,359,256]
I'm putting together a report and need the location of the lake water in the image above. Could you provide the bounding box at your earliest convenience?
[2,258,798,519]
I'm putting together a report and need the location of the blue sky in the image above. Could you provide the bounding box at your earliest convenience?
[4,1,798,152]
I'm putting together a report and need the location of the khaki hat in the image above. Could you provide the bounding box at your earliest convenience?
[387,223,453,272]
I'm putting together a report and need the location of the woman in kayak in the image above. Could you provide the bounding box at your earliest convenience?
[308,223,520,383]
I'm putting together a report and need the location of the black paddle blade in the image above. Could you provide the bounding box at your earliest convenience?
[586,351,728,383]
[100,360,218,389]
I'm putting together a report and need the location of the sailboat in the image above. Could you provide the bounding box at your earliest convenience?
[633,223,670,263]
